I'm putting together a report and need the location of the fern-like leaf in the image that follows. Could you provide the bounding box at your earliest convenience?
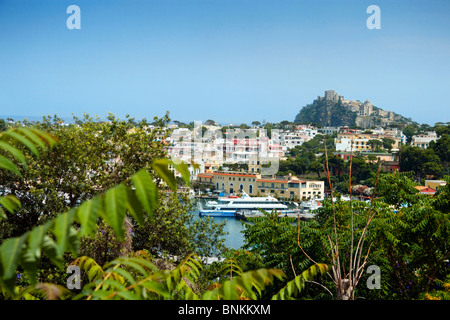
[272,263,328,300]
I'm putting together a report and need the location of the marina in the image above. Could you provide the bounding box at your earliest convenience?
[194,193,323,249]
[197,191,322,219]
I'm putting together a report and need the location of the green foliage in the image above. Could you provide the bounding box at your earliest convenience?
[399,145,443,179]
[0,119,7,132]
[0,115,225,274]
[370,172,450,299]
[73,253,202,300]
[0,127,58,176]
[0,124,324,301]
[203,268,284,300]
[66,252,326,300]
[0,125,190,296]
[272,263,328,300]
[242,210,326,290]
[0,162,172,294]
[294,99,357,127]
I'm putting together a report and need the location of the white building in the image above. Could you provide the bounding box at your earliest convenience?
[167,125,285,175]
[411,132,438,149]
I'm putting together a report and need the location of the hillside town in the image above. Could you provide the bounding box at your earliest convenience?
[164,118,445,202]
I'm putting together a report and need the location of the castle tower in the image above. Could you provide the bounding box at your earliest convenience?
[324,90,339,102]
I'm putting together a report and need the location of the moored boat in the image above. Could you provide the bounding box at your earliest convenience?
[198,192,308,218]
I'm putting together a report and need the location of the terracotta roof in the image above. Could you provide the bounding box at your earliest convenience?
[418,187,436,194]
[197,173,214,177]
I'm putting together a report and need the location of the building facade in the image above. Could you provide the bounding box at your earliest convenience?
[196,172,325,200]
[411,132,438,149]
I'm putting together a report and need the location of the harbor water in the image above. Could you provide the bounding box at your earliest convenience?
[192,202,246,249]
[191,197,303,250]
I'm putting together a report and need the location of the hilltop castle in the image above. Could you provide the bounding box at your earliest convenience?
[316,90,399,127]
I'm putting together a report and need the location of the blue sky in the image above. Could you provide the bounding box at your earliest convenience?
[0,0,449,125]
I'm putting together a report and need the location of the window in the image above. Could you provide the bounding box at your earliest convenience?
[249,185,253,194]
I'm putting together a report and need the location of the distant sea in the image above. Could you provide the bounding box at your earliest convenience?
[0,115,76,124]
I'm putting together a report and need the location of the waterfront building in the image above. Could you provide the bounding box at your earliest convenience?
[196,171,324,201]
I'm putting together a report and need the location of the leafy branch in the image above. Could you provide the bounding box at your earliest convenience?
[0,126,190,296]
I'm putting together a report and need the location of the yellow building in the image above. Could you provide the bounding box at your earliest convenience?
[335,133,401,152]
[425,180,447,191]
[211,172,260,195]
[257,178,324,200]
[196,171,324,200]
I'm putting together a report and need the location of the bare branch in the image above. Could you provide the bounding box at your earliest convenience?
[353,161,382,278]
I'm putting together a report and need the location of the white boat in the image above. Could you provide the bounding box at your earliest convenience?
[299,198,323,213]
[198,192,304,218]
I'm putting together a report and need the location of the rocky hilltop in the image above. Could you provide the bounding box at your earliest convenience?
[294,90,414,128]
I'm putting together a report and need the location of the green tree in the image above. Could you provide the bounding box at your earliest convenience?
[399,145,443,179]
[0,119,6,132]
[381,137,396,152]
[403,124,417,144]
[0,114,225,261]
[367,139,383,152]
[241,211,328,298]
[373,173,450,299]
[431,132,450,176]
[308,160,323,178]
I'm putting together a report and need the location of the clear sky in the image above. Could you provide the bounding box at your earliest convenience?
[0,0,449,125]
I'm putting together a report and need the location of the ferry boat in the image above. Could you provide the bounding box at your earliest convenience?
[198,192,302,218]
